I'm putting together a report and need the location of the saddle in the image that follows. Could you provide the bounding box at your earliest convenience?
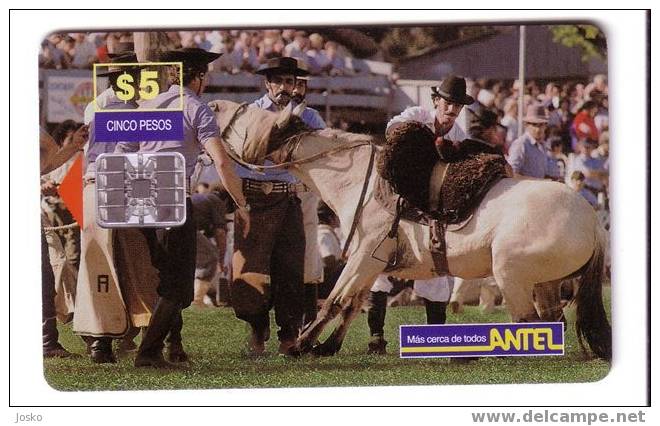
[374,121,510,275]
[433,148,510,224]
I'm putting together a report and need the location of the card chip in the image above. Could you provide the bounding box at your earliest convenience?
[95,152,187,228]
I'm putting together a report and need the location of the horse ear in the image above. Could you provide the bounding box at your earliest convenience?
[275,102,293,129]
[292,101,306,117]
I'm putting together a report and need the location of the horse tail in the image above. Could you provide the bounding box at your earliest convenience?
[574,226,612,361]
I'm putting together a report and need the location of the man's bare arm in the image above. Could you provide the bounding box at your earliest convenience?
[40,125,88,175]
[204,137,250,236]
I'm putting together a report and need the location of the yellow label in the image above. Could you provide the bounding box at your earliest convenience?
[92,62,184,112]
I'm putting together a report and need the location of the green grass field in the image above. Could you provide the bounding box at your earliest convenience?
[44,288,611,391]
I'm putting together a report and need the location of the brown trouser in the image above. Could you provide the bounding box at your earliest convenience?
[231,190,305,342]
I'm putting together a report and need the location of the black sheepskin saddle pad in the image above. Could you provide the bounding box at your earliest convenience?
[377,121,509,223]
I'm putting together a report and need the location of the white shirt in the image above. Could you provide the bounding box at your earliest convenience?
[84,87,114,125]
[317,224,342,260]
[500,115,518,144]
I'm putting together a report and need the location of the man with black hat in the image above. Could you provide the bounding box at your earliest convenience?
[73,52,150,364]
[388,75,471,146]
[115,48,249,367]
[231,57,323,356]
[461,106,508,156]
[366,75,474,355]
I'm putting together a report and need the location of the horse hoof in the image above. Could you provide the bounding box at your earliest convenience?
[311,343,338,357]
[284,346,303,358]
[367,336,388,355]
[279,340,303,358]
[293,338,316,355]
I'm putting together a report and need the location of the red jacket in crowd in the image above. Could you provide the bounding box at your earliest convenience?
[573,110,599,141]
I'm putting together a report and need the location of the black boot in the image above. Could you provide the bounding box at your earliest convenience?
[43,317,73,358]
[90,337,116,364]
[424,299,448,325]
[165,310,189,363]
[425,299,479,364]
[244,314,270,357]
[81,335,94,355]
[42,230,73,359]
[134,297,179,368]
[366,291,388,355]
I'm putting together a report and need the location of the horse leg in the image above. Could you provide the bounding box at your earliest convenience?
[292,298,342,355]
[311,288,371,357]
[533,280,565,322]
[295,254,383,355]
[494,276,539,323]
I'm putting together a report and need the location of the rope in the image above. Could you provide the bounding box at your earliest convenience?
[43,222,79,231]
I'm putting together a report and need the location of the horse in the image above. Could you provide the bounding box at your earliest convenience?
[210,100,612,361]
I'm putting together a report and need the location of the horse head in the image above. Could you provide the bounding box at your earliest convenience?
[209,99,310,165]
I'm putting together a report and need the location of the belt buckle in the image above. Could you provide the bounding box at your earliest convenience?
[261,181,274,195]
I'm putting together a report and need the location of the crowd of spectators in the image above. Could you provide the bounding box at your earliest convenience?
[40,30,356,76]
[461,74,609,208]
[464,74,608,153]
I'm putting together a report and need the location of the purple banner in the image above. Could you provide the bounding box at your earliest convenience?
[94,110,184,142]
[400,322,564,358]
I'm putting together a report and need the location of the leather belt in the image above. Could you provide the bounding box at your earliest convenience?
[243,178,307,195]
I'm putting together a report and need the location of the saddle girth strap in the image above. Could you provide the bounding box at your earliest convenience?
[388,196,405,239]
[430,220,449,275]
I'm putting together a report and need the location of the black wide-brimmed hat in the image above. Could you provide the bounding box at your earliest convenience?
[97,52,139,77]
[256,56,310,77]
[431,75,474,105]
[107,42,135,58]
[467,106,506,133]
[159,47,222,65]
